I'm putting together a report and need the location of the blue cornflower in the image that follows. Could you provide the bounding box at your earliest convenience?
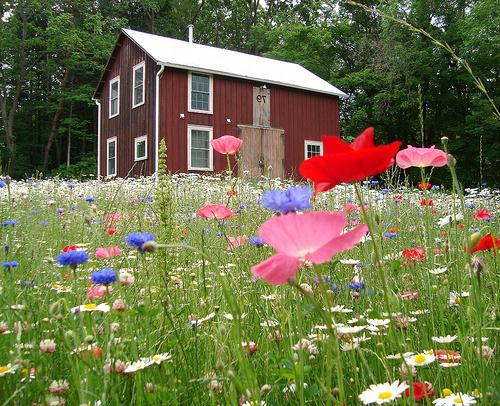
[0,220,18,227]
[67,183,76,189]
[85,197,95,203]
[29,210,41,215]
[0,180,5,188]
[125,232,155,252]
[371,180,379,185]
[348,281,365,291]
[431,185,440,190]
[71,204,77,211]
[39,221,49,226]
[381,188,390,194]
[142,197,154,203]
[249,236,265,247]
[91,268,117,284]
[314,276,338,292]
[466,203,475,209]
[3,261,19,269]
[261,186,312,214]
[3,244,8,254]
[383,232,397,239]
[56,250,89,268]
[346,198,353,203]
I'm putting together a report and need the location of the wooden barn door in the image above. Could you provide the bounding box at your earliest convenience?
[238,125,285,178]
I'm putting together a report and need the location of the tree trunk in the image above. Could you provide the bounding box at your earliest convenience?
[42,69,70,170]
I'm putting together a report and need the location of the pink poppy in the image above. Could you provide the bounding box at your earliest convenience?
[197,203,236,220]
[228,235,247,248]
[474,209,493,220]
[251,211,367,285]
[95,247,122,258]
[210,135,243,155]
[86,285,111,300]
[396,145,447,169]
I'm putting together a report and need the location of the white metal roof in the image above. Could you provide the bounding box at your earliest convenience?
[122,28,346,97]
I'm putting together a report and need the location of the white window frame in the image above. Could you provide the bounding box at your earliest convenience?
[132,62,145,108]
[188,72,213,114]
[187,125,213,171]
[304,140,323,159]
[134,135,148,161]
[107,137,117,177]
[109,76,120,118]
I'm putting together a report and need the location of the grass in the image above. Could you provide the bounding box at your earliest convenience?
[0,172,498,405]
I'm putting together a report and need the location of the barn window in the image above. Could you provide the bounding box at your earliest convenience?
[107,137,117,177]
[109,77,120,118]
[132,62,145,108]
[134,136,147,161]
[188,72,212,113]
[188,125,213,171]
[304,140,323,159]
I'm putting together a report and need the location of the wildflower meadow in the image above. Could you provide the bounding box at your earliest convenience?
[0,133,498,405]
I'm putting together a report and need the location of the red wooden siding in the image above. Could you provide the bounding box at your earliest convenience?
[98,35,157,178]
[159,68,339,177]
[98,35,340,178]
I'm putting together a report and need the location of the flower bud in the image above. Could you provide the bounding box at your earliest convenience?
[447,154,456,167]
[469,232,481,248]
[441,136,449,146]
[141,240,157,253]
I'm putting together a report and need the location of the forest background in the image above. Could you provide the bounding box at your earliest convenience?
[0,0,498,186]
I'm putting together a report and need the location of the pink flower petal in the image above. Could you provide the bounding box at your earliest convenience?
[197,203,235,220]
[258,212,347,257]
[306,224,368,263]
[396,145,447,169]
[251,254,301,285]
[210,135,243,155]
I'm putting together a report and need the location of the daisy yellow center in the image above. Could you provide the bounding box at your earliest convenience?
[453,398,464,404]
[83,304,97,310]
[415,354,426,364]
[152,356,161,362]
[378,391,393,399]
[0,366,10,374]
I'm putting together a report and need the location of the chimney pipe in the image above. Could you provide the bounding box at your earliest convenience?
[188,24,194,43]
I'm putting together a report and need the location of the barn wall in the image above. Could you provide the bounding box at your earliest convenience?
[159,68,340,177]
[98,35,157,178]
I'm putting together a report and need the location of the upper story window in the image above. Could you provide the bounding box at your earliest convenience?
[188,72,213,114]
[109,77,120,118]
[188,125,213,171]
[132,62,145,108]
[304,140,323,159]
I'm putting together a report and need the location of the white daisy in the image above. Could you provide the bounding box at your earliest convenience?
[124,358,153,374]
[432,335,458,343]
[366,319,391,327]
[358,380,409,404]
[336,325,366,335]
[330,305,353,313]
[71,303,110,313]
[260,319,279,328]
[429,266,448,275]
[0,364,17,377]
[439,362,461,368]
[150,353,172,365]
[432,393,476,405]
[405,352,436,366]
[340,259,361,265]
[385,352,414,360]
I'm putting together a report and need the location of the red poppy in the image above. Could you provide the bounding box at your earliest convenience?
[226,189,237,197]
[62,245,76,252]
[405,382,435,401]
[474,209,493,220]
[469,233,500,254]
[299,127,401,195]
[106,229,117,235]
[418,182,431,190]
[420,198,433,206]
[402,247,425,261]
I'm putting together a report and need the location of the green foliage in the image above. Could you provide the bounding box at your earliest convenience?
[50,155,97,179]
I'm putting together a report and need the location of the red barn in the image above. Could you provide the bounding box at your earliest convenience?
[93,28,345,179]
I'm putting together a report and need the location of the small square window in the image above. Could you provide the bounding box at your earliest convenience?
[188,125,213,171]
[133,63,145,108]
[134,136,147,161]
[304,141,323,159]
[109,77,120,118]
[189,73,212,113]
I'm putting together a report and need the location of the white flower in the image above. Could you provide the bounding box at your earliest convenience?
[366,319,390,327]
[71,303,110,313]
[429,266,448,275]
[340,259,361,265]
[336,325,366,335]
[433,393,476,405]
[260,319,279,327]
[341,342,359,351]
[330,305,353,313]
[150,353,172,364]
[438,213,463,227]
[0,364,17,377]
[124,358,153,374]
[405,352,435,366]
[358,380,409,404]
[432,335,457,343]
[439,362,461,368]
[385,352,414,360]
